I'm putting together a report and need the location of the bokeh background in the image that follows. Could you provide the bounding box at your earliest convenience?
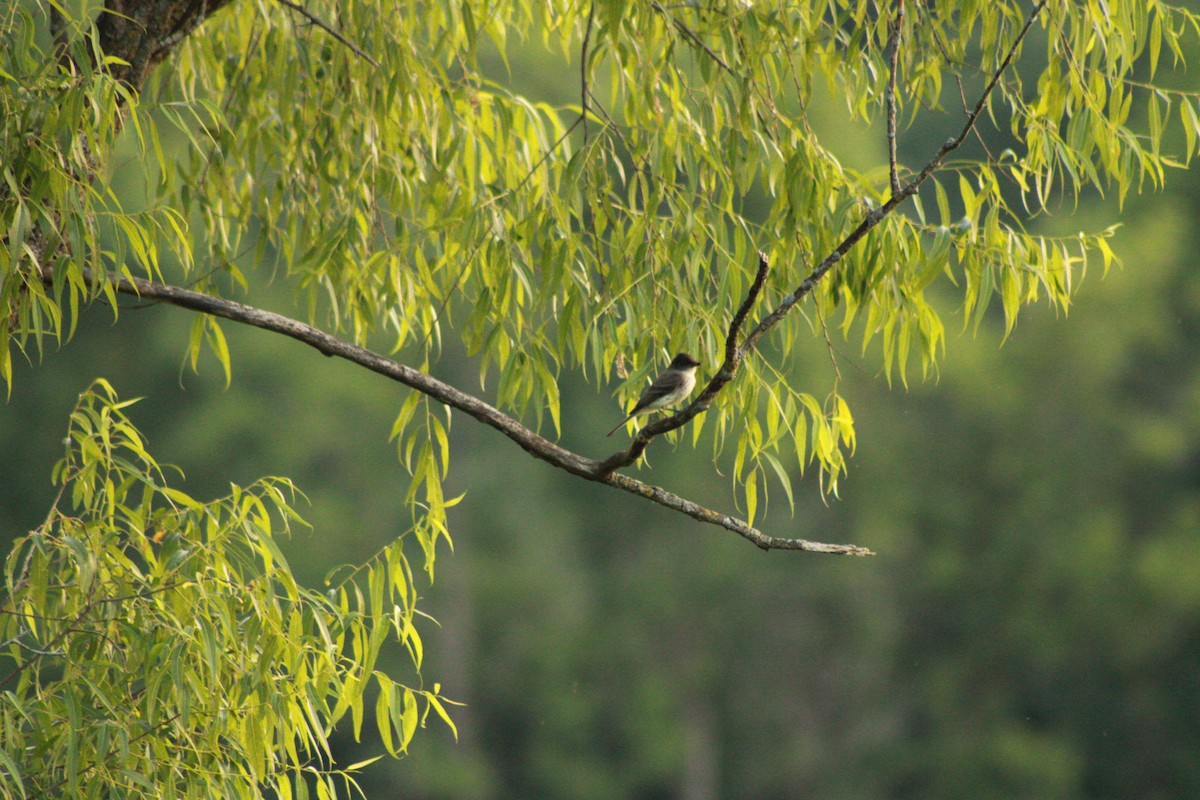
[3,14,1199,800]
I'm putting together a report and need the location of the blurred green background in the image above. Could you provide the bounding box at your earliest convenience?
[4,16,1200,800]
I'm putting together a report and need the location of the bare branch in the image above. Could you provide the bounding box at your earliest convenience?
[274,0,380,68]
[46,268,871,556]
[886,0,905,198]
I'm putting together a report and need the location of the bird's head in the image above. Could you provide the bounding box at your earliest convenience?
[670,353,701,370]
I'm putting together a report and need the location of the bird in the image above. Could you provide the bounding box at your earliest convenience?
[606,353,702,437]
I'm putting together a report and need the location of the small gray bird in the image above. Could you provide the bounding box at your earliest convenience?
[606,353,702,437]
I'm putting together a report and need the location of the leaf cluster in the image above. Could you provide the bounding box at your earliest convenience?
[0,382,452,798]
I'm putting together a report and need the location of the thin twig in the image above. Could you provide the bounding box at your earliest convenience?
[581,1,596,147]
[579,2,599,269]
[886,0,905,197]
[956,72,998,163]
[195,27,263,195]
[648,0,735,75]
[812,296,842,382]
[32,712,182,797]
[648,0,782,143]
[0,598,91,690]
[419,114,586,352]
[587,87,653,180]
[274,0,380,68]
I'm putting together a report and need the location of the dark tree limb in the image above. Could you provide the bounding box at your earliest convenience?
[97,0,237,89]
[43,267,872,556]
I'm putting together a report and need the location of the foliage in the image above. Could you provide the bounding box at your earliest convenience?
[0,382,451,798]
[382,199,1200,798]
[5,1,1200,519]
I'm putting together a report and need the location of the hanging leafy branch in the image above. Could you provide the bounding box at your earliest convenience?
[0,381,453,798]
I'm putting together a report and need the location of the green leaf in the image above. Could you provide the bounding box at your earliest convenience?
[345,754,385,771]
[204,317,232,386]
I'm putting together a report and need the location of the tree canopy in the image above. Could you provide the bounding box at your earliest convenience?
[3,0,1200,795]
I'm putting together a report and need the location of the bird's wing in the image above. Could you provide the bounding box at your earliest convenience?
[629,369,685,413]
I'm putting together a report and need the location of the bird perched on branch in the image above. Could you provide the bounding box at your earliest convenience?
[606,352,702,437]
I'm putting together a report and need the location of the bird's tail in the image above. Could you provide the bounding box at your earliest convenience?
[606,416,632,437]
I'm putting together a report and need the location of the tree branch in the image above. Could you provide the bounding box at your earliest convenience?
[45,268,872,556]
[603,472,871,554]
[33,0,1044,561]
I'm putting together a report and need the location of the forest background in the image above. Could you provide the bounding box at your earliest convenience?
[2,1,1199,798]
